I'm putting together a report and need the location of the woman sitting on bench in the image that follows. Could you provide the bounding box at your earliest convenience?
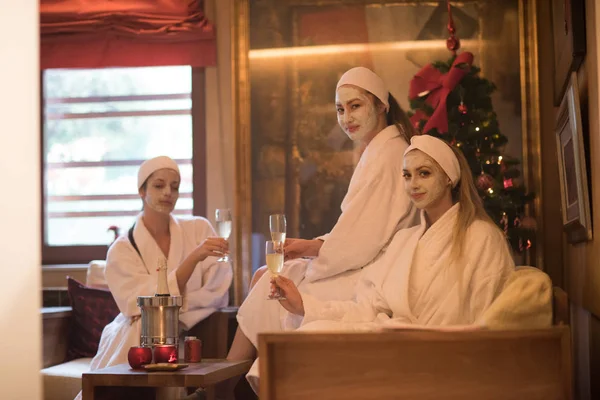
[275,135,515,330]
[248,135,552,394]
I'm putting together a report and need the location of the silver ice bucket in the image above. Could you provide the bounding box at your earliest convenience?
[137,296,183,347]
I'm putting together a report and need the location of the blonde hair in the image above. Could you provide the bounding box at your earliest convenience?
[449,146,498,263]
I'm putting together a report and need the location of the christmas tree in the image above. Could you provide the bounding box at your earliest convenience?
[407,52,535,254]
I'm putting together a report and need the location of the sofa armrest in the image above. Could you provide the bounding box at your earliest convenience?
[184,307,238,358]
[42,306,72,368]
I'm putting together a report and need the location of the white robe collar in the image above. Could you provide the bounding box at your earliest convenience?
[132,213,184,275]
[419,203,460,248]
[359,124,400,162]
[386,203,460,324]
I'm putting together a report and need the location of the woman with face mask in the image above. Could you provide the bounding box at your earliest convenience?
[275,135,550,330]
[239,135,552,394]
[74,156,233,400]
[221,67,419,398]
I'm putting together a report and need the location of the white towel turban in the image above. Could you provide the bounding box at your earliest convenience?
[137,156,180,189]
[404,135,461,187]
[336,67,390,111]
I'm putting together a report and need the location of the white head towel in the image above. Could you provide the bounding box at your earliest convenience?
[404,135,461,187]
[336,67,390,111]
[137,156,180,189]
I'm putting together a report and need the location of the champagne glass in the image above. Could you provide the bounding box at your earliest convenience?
[215,208,232,262]
[265,240,285,300]
[269,214,287,246]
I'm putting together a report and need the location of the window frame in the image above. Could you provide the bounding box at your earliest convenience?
[41,67,207,264]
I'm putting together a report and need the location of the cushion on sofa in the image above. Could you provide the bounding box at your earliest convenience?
[41,357,93,400]
[86,260,108,289]
[66,277,120,361]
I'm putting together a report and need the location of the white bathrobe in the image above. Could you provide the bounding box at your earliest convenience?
[300,204,515,328]
[245,204,516,392]
[237,124,419,348]
[74,215,232,400]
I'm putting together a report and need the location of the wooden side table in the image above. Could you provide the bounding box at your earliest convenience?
[82,359,252,400]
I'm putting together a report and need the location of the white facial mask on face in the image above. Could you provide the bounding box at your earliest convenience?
[403,150,451,210]
[336,86,380,142]
[141,169,180,215]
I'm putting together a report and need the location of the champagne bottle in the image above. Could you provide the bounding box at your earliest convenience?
[155,257,170,297]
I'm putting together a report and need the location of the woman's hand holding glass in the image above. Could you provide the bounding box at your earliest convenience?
[193,237,229,262]
[271,275,305,316]
[283,238,323,260]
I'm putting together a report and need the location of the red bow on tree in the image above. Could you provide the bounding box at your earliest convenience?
[409,51,474,134]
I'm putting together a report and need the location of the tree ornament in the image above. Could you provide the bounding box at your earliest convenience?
[446,36,460,52]
[458,102,468,114]
[513,216,521,227]
[503,178,514,189]
[445,0,460,54]
[519,238,532,252]
[476,172,494,191]
[500,213,509,236]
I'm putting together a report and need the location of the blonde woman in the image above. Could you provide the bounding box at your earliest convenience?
[250,136,553,396]
[225,134,531,394]
[277,134,516,329]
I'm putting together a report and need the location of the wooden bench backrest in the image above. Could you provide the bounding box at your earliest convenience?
[259,327,572,400]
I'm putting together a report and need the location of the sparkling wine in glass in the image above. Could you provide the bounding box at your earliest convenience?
[269,214,286,245]
[265,240,285,300]
[215,208,232,262]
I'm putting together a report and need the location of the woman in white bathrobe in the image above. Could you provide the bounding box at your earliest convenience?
[74,156,232,400]
[220,67,419,397]
[239,135,516,393]
[277,134,515,328]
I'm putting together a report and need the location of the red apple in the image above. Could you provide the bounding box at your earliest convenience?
[127,346,152,369]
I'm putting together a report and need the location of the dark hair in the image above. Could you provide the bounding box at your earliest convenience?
[386,93,416,143]
[139,180,148,210]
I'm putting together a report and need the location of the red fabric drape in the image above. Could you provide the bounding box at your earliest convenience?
[40,0,216,69]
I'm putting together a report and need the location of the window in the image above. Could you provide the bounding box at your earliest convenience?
[42,66,206,264]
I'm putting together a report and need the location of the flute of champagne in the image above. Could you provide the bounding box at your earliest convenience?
[269,214,286,245]
[265,240,285,300]
[215,208,231,262]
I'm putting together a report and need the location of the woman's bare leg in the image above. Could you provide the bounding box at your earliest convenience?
[217,266,268,399]
[249,265,268,290]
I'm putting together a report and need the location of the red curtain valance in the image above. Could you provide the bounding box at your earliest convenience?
[40,0,216,69]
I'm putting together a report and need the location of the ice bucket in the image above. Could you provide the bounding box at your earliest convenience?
[137,296,183,347]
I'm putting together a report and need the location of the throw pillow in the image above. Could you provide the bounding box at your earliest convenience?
[66,276,120,360]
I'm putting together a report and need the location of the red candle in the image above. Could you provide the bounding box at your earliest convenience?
[154,344,178,364]
[127,346,152,369]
